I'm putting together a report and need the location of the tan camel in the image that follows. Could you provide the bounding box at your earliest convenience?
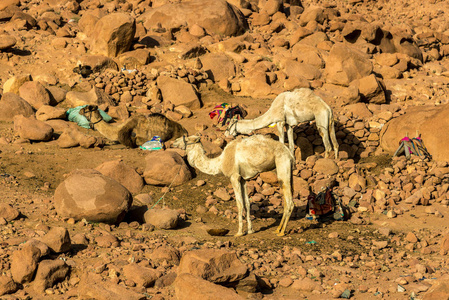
[79,105,188,147]
[172,134,295,237]
[225,88,339,159]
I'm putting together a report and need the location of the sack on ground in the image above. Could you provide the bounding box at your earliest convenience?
[66,105,112,129]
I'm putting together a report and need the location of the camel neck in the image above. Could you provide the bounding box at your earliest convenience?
[185,143,222,175]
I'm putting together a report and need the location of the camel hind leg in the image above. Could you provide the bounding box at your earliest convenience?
[276,121,285,145]
[242,180,254,234]
[316,114,333,158]
[274,154,294,236]
[230,174,245,237]
[286,124,295,156]
[329,117,339,159]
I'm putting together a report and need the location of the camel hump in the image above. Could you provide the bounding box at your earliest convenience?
[117,117,139,148]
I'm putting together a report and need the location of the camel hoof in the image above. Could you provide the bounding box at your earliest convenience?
[276,232,285,237]
[247,229,254,235]
[234,232,245,237]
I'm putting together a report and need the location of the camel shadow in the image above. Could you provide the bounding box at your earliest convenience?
[288,119,364,162]
[3,48,32,56]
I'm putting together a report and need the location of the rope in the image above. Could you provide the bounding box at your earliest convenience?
[149,164,182,210]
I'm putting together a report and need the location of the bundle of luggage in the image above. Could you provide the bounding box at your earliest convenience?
[306,187,345,222]
[209,103,247,128]
[393,134,432,160]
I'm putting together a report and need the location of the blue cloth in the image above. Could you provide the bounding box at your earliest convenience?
[66,105,112,129]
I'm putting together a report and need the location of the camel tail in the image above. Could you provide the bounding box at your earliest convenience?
[117,117,138,148]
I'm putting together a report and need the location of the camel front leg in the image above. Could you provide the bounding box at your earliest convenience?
[230,174,245,237]
[242,180,254,234]
[276,121,285,145]
[275,166,294,236]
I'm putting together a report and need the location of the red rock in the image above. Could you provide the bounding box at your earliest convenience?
[54,169,133,223]
[38,226,71,253]
[291,277,323,292]
[95,160,144,194]
[140,0,247,37]
[33,259,70,292]
[0,276,18,297]
[90,13,135,57]
[0,203,19,221]
[18,81,51,110]
[122,264,161,287]
[178,249,248,283]
[174,273,244,300]
[143,150,192,186]
[13,115,53,141]
[11,244,41,284]
[143,208,179,229]
[148,245,181,266]
[0,92,34,121]
[78,272,146,300]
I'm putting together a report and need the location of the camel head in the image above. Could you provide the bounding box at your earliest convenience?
[224,119,238,137]
[79,105,102,127]
[172,135,201,150]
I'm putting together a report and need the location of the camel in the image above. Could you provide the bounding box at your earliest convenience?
[79,105,188,147]
[225,88,339,159]
[172,134,295,237]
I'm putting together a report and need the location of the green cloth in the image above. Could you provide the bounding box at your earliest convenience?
[66,105,112,129]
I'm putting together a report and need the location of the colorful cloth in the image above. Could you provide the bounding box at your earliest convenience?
[209,103,230,124]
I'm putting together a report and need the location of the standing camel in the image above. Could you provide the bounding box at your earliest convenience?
[79,105,188,147]
[225,88,339,159]
[172,134,294,237]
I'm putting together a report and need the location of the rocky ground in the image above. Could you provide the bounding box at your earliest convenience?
[1,0,449,299]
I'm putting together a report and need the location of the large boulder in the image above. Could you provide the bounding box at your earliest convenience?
[174,273,245,300]
[90,13,136,57]
[78,272,147,300]
[36,105,67,121]
[144,208,180,229]
[13,115,54,141]
[18,81,51,110]
[144,151,193,186]
[10,244,41,284]
[139,0,248,37]
[200,53,236,83]
[65,87,115,107]
[380,104,449,161]
[122,264,161,287]
[2,74,31,94]
[54,169,133,223]
[0,93,34,121]
[324,43,373,86]
[157,76,201,109]
[95,160,144,194]
[178,249,248,283]
[0,34,16,51]
[33,259,70,292]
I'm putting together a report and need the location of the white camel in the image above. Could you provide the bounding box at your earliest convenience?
[225,88,339,159]
[172,134,294,237]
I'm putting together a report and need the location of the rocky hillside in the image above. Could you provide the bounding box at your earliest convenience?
[1,0,449,299]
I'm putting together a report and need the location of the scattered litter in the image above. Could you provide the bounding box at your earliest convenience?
[410,291,417,300]
[305,240,317,245]
[140,136,163,151]
[340,289,351,298]
[397,284,406,292]
[121,65,137,73]
[373,291,382,296]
